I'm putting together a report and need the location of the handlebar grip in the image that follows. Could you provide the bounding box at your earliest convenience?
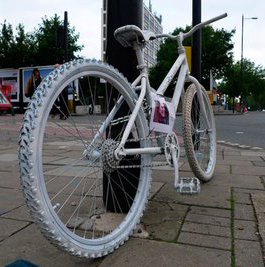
[202,13,227,26]
[183,13,227,39]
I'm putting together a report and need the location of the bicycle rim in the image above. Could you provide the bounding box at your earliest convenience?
[19,59,152,257]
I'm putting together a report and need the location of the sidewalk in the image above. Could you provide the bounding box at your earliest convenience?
[0,114,265,266]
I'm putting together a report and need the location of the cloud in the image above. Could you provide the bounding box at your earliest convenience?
[1,0,264,66]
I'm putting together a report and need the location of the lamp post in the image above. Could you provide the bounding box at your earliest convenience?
[240,14,257,112]
[192,0,201,83]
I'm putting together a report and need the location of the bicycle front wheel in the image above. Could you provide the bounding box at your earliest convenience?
[19,59,152,258]
[182,84,216,182]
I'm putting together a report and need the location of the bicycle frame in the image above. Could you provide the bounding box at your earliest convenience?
[113,43,207,158]
[89,13,227,160]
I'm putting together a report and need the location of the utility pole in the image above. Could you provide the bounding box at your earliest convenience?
[103,0,143,212]
[191,0,201,83]
[191,1,201,149]
[64,11,69,62]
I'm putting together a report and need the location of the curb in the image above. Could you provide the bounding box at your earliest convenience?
[217,140,265,151]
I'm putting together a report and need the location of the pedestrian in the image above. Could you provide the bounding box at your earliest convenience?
[25,68,42,98]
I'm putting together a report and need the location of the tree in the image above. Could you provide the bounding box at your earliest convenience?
[11,24,36,68]
[149,25,235,95]
[219,59,265,110]
[0,14,83,69]
[0,21,14,68]
[33,14,83,65]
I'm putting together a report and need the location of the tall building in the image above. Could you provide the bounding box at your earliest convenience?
[101,0,163,68]
[101,0,108,62]
[143,1,163,68]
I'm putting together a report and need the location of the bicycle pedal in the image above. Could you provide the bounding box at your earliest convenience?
[175,177,201,195]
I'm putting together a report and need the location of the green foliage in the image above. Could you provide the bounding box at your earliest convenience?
[149,25,235,93]
[220,59,265,109]
[201,26,234,86]
[0,14,83,68]
[0,21,33,68]
[34,14,83,65]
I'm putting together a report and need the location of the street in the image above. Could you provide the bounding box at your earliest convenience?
[215,111,265,149]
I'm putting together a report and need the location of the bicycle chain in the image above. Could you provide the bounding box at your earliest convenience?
[88,103,169,169]
[87,134,169,169]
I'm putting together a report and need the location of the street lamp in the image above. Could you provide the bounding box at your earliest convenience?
[240,14,258,112]
[241,15,258,63]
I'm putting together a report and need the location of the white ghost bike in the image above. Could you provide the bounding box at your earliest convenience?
[19,13,227,258]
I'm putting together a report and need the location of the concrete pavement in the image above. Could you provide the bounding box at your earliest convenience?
[0,114,265,266]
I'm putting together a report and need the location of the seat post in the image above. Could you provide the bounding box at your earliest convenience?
[134,47,148,74]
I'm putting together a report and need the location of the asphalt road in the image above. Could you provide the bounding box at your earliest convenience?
[215,111,265,149]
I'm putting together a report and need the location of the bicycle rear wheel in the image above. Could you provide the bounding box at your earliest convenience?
[182,84,216,182]
[19,59,152,258]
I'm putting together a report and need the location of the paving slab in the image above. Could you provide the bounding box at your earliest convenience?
[0,171,20,189]
[234,187,265,194]
[223,155,263,162]
[0,188,24,215]
[232,165,265,176]
[240,151,265,157]
[234,239,264,267]
[189,206,231,218]
[233,191,252,204]
[214,164,231,174]
[234,203,256,221]
[0,153,18,162]
[177,231,231,250]
[185,213,231,227]
[208,174,263,189]
[0,145,16,152]
[152,170,175,183]
[179,162,230,175]
[99,238,231,267]
[217,159,253,166]
[181,221,230,237]
[252,192,265,257]
[223,150,242,156]
[154,183,231,209]
[2,205,32,222]
[0,162,18,172]
[141,201,187,241]
[0,218,30,242]
[234,220,259,241]
[148,181,164,200]
[0,224,102,267]
[252,161,265,167]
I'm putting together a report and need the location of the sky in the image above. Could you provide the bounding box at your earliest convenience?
[0,0,264,68]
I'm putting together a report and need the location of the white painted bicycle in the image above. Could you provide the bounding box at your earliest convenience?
[19,13,227,258]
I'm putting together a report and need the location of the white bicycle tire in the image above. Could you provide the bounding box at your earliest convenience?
[19,59,152,258]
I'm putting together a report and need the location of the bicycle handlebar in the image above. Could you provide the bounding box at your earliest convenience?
[156,13,227,41]
[183,13,227,39]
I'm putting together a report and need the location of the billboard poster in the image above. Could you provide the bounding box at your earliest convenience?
[22,66,54,102]
[0,69,18,102]
[0,88,11,107]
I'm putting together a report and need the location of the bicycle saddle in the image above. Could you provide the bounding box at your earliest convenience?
[114,25,156,48]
